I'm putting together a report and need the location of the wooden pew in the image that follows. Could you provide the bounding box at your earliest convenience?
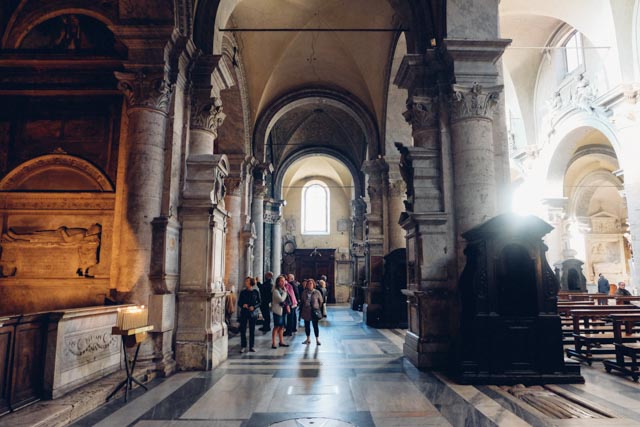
[603,314,640,381]
[566,308,640,365]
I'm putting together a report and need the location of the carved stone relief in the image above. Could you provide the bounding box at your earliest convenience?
[62,327,119,372]
[0,224,102,278]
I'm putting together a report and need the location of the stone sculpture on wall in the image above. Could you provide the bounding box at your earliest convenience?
[0,224,102,278]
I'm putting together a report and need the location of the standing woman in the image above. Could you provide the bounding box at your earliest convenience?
[300,278,324,345]
[318,280,328,318]
[237,277,261,353]
[271,275,290,349]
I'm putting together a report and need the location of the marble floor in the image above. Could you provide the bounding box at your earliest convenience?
[71,306,640,427]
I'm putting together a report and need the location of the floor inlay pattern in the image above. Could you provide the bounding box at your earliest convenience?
[69,305,640,427]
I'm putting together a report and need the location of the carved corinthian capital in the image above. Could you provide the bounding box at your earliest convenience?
[449,83,501,122]
[114,71,174,113]
[403,96,439,130]
[190,92,226,135]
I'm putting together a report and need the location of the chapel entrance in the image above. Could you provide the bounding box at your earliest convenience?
[288,248,337,303]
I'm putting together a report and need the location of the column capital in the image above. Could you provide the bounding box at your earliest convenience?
[225,176,243,197]
[115,69,174,114]
[449,83,502,122]
[252,182,269,199]
[403,96,439,130]
[189,54,235,135]
[389,179,407,198]
[362,158,389,177]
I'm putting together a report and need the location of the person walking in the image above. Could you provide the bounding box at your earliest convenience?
[300,278,324,346]
[298,279,308,326]
[258,272,273,332]
[237,277,261,353]
[271,275,290,349]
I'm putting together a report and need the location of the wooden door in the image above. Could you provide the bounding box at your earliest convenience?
[289,249,336,303]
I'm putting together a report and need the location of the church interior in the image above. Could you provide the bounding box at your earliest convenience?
[2,0,640,426]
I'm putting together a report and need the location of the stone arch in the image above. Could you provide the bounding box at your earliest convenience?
[274,147,364,201]
[2,7,117,49]
[253,88,380,163]
[0,154,114,192]
[536,112,622,199]
[216,31,251,158]
[568,170,623,219]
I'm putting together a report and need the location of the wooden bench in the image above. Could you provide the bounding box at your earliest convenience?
[603,314,640,381]
[566,308,640,365]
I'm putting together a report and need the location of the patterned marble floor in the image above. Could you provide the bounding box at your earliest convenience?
[72,306,640,427]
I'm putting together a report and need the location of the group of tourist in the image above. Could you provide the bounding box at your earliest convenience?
[236,272,329,353]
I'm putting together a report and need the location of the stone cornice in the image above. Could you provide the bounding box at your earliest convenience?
[114,70,174,114]
[449,83,502,122]
[443,38,510,86]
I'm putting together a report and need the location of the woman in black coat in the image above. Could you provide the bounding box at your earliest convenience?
[237,276,261,352]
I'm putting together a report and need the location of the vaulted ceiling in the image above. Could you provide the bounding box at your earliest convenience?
[224,0,397,126]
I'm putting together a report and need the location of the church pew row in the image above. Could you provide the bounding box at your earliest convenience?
[603,314,640,381]
[565,308,640,366]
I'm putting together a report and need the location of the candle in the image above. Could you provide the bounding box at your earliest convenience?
[116,305,148,331]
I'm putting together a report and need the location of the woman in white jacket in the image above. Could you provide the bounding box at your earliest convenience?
[271,275,290,349]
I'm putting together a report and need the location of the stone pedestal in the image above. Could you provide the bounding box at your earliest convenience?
[175,154,230,370]
[362,159,388,326]
[394,53,457,368]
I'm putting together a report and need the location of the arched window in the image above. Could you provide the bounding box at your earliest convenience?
[302,181,330,235]
[563,31,584,74]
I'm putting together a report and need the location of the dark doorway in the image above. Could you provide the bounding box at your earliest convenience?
[285,249,336,303]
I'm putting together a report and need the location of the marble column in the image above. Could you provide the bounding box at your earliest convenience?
[265,200,285,277]
[224,177,243,292]
[394,52,457,368]
[251,180,268,281]
[449,83,500,266]
[361,158,388,326]
[387,177,407,251]
[445,39,510,271]
[115,69,174,304]
[175,54,234,370]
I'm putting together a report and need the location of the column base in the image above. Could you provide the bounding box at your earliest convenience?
[363,303,383,326]
[175,335,228,371]
[403,331,450,369]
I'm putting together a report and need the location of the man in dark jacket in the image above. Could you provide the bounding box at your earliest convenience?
[597,273,610,305]
[259,272,273,332]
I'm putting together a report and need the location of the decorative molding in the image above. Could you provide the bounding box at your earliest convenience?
[62,327,120,371]
[449,83,501,122]
[114,71,174,113]
[0,154,114,192]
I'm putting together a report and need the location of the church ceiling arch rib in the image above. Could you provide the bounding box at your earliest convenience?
[254,88,378,165]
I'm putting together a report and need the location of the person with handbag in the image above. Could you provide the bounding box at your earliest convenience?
[300,278,324,346]
[271,275,290,349]
[237,276,261,353]
[283,275,299,336]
